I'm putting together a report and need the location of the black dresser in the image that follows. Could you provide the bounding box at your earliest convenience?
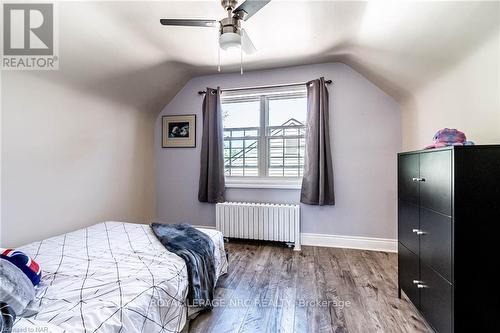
[397,145,500,333]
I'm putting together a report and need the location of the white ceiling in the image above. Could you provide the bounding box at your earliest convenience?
[27,0,500,112]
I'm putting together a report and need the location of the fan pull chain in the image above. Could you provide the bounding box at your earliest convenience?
[218,45,221,72]
[240,44,243,75]
[217,27,221,72]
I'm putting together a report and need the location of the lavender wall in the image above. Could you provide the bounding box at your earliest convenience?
[155,63,401,239]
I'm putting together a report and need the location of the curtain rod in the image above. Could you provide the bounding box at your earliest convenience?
[197,80,332,95]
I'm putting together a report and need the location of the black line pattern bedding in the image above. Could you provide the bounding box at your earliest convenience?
[13,222,228,333]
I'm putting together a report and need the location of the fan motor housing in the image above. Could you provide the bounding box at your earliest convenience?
[220,17,241,35]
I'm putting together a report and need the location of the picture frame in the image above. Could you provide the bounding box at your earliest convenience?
[162,114,196,148]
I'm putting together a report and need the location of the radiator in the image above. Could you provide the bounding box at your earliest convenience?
[215,202,301,250]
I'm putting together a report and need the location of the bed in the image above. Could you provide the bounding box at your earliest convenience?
[12,221,228,333]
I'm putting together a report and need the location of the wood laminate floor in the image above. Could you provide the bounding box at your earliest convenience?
[189,241,433,333]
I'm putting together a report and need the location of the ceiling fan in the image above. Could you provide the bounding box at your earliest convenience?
[160,0,271,70]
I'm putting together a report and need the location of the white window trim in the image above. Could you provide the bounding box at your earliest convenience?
[225,177,302,190]
[222,85,307,188]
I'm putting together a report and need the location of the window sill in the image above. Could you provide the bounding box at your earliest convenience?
[225,177,302,190]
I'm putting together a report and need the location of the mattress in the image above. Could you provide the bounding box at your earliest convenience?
[12,221,228,333]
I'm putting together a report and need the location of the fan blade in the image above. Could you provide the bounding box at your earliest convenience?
[160,19,218,27]
[233,0,271,21]
[241,29,257,54]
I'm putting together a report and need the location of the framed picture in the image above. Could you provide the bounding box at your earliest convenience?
[162,114,196,148]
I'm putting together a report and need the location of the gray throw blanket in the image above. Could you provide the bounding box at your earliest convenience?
[0,303,15,333]
[1,259,36,332]
[0,260,35,316]
[150,223,216,311]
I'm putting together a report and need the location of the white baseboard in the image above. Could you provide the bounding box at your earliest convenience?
[196,225,397,253]
[301,233,397,253]
[192,224,216,230]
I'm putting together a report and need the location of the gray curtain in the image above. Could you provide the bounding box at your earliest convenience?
[198,87,225,203]
[300,77,335,206]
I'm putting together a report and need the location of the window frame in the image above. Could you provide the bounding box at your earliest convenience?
[221,87,307,189]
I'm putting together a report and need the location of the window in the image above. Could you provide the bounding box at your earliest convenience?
[221,85,307,188]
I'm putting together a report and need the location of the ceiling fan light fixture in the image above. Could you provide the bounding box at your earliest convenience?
[219,32,241,51]
[160,0,270,72]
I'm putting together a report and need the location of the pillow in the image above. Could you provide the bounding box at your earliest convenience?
[0,259,35,316]
[0,249,41,286]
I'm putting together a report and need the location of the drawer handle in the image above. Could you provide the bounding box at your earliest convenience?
[412,229,426,235]
[417,284,428,289]
[412,280,423,284]
[412,177,426,182]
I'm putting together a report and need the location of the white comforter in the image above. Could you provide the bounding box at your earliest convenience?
[13,222,228,333]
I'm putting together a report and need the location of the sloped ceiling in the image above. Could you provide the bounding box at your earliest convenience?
[24,0,500,112]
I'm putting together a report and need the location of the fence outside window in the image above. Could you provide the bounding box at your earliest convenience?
[222,87,307,179]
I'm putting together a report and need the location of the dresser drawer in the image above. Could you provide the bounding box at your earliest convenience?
[398,200,419,255]
[420,208,452,282]
[420,263,452,333]
[419,150,452,216]
[398,153,420,205]
[398,243,420,308]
